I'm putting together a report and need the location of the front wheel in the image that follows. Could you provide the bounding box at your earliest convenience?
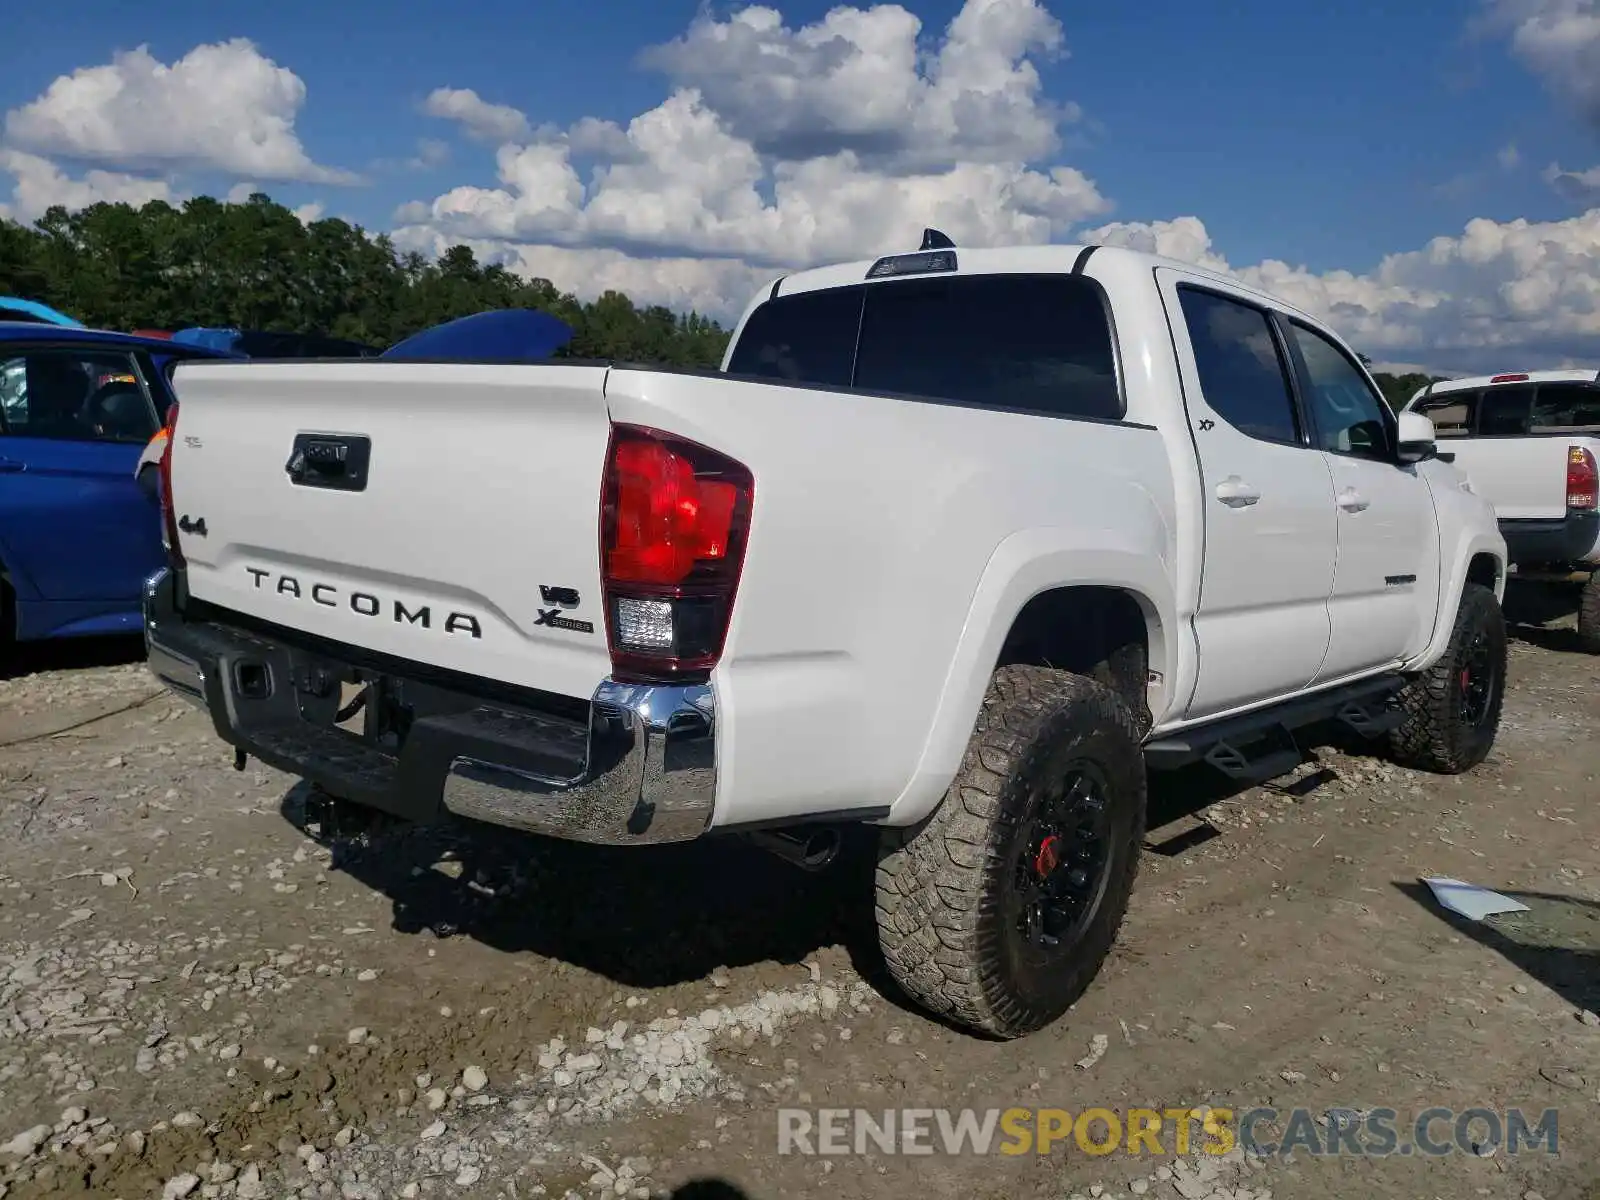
[1387,583,1507,773]
[874,666,1146,1039]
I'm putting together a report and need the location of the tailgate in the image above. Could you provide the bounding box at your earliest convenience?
[166,360,616,700]
[1443,437,1576,520]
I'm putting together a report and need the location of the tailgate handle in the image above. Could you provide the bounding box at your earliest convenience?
[286,434,371,492]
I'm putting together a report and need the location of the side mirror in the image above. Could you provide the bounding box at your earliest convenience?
[1395,410,1437,464]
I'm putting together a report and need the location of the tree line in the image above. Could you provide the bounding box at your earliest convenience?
[1358,354,1442,412]
[0,192,1436,402]
[0,193,733,367]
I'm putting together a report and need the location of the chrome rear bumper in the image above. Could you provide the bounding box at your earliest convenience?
[142,569,716,845]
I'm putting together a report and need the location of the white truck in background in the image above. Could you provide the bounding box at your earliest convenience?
[1403,371,1600,651]
[144,234,1508,1039]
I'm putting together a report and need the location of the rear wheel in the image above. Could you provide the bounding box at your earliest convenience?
[1578,571,1600,655]
[1387,583,1506,773]
[874,666,1146,1039]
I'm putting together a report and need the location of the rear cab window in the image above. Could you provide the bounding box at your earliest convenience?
[1478,385,1536,436]
[1530,382,1600,434]
[1417,380,1600,438]
[725,272,1122,421]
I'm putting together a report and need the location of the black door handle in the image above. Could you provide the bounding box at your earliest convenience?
[285,434,370,492]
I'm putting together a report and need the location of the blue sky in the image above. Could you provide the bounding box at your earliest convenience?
[2,0,1590,266]
[2,0,1599,370]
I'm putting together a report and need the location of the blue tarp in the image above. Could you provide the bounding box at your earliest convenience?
[382,309,573,362]
[169,327,240,352]
[0,297,84,327]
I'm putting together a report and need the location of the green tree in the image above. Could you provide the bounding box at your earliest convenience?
[1358,351,1447,411]
[0,193,733,367]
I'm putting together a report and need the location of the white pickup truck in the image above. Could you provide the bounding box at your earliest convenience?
[145,236,1508,1039]
[1402,371,1600,650]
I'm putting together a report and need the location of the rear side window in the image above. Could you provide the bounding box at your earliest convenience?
[1176,287,1300,445]
[1478,384,1536,436]
[1415,392,1475,438]
[0,349,157,443]
[725,273,1122,420]
[725,287,860,390]
[1531,382,1600,433]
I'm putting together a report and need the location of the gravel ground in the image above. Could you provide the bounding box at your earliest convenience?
[1,585,1597,1200]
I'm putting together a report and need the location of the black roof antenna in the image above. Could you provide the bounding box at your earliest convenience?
[920,228,956,251]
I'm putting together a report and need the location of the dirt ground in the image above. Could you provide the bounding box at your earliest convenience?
[1,582,1596,1200]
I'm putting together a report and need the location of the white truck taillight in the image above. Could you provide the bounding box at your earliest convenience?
[599,424,753,678]
[158,401,185,568]
[1568,446,1598,510]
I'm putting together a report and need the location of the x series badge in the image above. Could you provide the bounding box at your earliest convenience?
[536,608,595,634]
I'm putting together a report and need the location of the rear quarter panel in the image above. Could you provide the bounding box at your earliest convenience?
[1439,437,1577,520]
[604,369,1179,828]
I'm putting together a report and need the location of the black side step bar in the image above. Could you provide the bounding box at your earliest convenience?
[1200,731,1304,786]
[1144,673,1406,780]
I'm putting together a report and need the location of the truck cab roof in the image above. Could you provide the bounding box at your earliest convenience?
[1408,369,1600,407]
[758,243,1321,325]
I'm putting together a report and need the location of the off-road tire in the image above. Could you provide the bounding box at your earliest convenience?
[874,666,1146,1039]
[1386,583,1506,773]
[1578,571,1600,655]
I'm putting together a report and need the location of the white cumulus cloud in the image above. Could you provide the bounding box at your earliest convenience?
[1090,210,1600,373]
[422,88,531,143]
[1493,0,1600,126]
[383,0,1600,374]
[397,0,1110,267]
[1545,161,1600,202]
[0,148,174,222]
[3,4,1599,377]
[3,39,354,184]
[637,0,1073,169]
[1488,0,1600,199]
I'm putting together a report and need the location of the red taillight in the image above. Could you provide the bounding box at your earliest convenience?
[1490,373,1530,384]
[158,402,184,567]
[600,425,753,677]
[1568,446,1598,510]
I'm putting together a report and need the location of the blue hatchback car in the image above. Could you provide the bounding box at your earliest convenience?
[0,323,234,648]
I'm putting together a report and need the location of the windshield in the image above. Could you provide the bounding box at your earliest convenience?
[725,272,1122,421]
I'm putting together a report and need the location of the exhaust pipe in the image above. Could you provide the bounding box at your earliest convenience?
[744,825,843,872]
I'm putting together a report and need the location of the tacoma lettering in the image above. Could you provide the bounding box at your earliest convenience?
[245,568,482,639]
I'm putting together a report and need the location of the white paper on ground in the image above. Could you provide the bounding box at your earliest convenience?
[1423,877,1531,921]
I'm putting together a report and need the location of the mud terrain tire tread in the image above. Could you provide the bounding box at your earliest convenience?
[1578,571,1600,655]
[1387,583,1506,774]
[874,665,1146,1040]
